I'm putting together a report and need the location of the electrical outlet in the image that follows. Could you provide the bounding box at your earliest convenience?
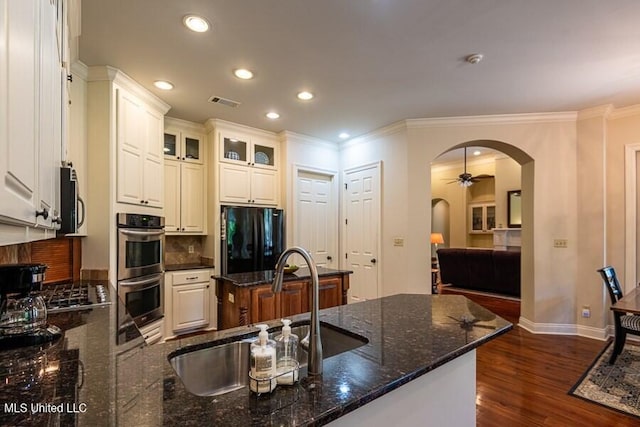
[393,237,404,247]
[581,306,591,318]
[553,239,568,248]
[188,245,195,254]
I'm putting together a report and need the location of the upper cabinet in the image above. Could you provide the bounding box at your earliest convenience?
[164,125,204,165]
[469,203,496,233]
[0,0,66,242]
[220,135,277,170]
[164,118,207,234]
[214,123,280,206]
[116,88,164,208]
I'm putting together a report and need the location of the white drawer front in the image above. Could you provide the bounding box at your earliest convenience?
[172,269,211,285]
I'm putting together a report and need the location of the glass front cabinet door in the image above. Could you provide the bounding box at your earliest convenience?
[164,129,204,164]
[469,203,496,233]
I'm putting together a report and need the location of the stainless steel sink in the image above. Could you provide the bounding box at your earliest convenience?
[169,322,368,397]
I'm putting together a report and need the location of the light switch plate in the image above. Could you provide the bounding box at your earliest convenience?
[393,237,404,247]
[228,293,235,304]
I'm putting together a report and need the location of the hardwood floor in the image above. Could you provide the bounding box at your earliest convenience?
[445,289,639,426]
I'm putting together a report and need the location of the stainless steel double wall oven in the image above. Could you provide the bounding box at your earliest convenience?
[117,213,164,329]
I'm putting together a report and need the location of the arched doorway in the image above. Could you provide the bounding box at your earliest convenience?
[430,140,534,321]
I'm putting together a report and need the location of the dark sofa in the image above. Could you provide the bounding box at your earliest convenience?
[436,248,520,297]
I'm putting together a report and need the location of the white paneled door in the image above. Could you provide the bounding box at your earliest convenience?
[295,170,338,269]
[344,163,380,303]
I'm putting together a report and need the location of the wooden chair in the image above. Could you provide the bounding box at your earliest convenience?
[598,266,640,364]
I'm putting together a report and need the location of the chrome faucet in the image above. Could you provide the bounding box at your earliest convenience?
[272,246,323,376]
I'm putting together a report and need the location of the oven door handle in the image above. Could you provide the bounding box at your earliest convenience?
[119,229,165,237]
[119,275,162,287]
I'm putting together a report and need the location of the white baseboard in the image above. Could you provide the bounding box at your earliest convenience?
[518,316,608,341]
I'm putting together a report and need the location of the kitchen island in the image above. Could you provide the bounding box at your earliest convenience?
[215,267,352,329]
[0,287,511,426]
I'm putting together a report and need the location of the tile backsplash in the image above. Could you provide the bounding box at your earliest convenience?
[165,235,206,265]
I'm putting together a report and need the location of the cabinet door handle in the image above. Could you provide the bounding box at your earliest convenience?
[327,256,332,261]
[371,258,377,264]
[35,208,49,220]
[140,200,145,204]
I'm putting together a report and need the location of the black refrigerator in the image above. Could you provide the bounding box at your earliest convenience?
[221,206,285,275]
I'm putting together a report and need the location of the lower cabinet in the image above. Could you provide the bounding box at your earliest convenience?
[164,268,214,339]
[172,282,210,332]
[217,272,350,330]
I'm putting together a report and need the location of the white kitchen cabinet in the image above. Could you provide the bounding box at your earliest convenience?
[172,281,210,332]
[220,133,277,170]
[116,88,164,208]
[163,118,207,234]
[165,269,214,337]
[219,163,278,205]
[84,66,169,276]
[164,123,205,165]
[218,130,279,206]
[164,160,206,234]
[469,203,496,234]
[0,0,64,238]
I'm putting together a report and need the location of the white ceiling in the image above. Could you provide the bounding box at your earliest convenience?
[79,0,640,143]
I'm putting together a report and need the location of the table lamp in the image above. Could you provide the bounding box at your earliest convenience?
[430,233,444,253]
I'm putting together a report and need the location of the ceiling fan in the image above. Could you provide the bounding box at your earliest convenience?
[446,147,494,187]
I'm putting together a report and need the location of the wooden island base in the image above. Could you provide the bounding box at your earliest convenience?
[215,269,351,329]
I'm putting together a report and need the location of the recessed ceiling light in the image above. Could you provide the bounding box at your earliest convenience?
[266,112,280,119]
[154,80,174,90]
[183,15,210,33]
[234,69,254,80]
[339,132,350,139]
[297,91,314,101]
[473,150,481,156]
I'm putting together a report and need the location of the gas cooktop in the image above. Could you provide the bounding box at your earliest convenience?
[41,283,111,313]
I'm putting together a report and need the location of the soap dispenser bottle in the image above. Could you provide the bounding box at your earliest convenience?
[249,324,277,393]
[275,319,299,385]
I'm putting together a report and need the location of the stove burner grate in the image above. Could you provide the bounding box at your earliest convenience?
[41,283,110,313]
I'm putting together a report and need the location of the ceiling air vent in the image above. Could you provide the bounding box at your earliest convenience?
[208,96,241,108]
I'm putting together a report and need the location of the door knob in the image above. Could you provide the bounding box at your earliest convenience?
[371,258,377,264]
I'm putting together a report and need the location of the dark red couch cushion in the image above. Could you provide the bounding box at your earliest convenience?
[436,248,520,297]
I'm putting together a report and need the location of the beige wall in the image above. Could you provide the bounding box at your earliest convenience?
[343,115,578,325]
[341,125,413,296]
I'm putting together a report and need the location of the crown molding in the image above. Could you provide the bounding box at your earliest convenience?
[609,104,640,120]
[70,61,89,80]
[406,112,578,128]
[576,104,613,121]
[87,65,171,114]
[165,117,206,133]
[278,131,339,151]
[340,120,407,150]
[204,118,277,140]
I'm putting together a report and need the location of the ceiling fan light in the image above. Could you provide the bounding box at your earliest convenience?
[459,180,473,188]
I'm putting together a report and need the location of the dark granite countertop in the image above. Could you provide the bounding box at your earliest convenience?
[0,289,511,426]
[214,266,353,287]
[165,263,214,272]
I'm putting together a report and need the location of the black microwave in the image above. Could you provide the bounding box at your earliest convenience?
[58,166,85,235]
